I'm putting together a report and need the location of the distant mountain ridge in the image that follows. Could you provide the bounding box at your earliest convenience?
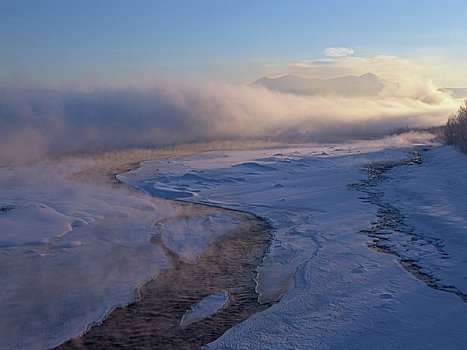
[253,73,391,97]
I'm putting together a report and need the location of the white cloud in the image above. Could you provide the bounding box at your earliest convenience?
[323,47,355,58]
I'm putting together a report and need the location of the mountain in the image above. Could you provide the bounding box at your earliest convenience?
[253,73,389,97]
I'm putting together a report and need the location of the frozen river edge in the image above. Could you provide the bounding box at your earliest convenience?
[117,137,467,350]
[2,135,467,349]
[0,148,273,350]
[56,202,273,349]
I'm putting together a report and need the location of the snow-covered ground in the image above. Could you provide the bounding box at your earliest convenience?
[119,134,467,349]
[2,134,467,349]
[0,160,244,349]
[378,145,467,296]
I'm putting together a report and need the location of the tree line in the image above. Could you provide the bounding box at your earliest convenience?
[445,100,467,153]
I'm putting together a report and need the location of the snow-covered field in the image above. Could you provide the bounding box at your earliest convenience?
[120,134,467,349]
[378,146,467,297]
[2,133,467,349]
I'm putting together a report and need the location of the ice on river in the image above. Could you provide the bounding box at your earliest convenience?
[180,290,229,328]
[0,160,243,349]
[3,130,467,349]
[120,133,467,349]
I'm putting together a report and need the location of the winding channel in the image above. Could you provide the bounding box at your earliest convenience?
[56,183,272,349]
[349,148,467,303]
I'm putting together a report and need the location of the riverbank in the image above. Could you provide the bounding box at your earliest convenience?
[53,143,275,348]
[3,133,467,349]
[0,144,273,349]
[57,207,271,349]
[67,141,280,186]
[118,135,467,349]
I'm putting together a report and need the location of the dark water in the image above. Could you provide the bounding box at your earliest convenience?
[56,207,272,349]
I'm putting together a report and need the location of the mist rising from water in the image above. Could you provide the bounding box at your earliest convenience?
[0,78,457,164]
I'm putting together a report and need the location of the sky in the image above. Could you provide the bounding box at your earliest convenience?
[1,0,466,163]
[2,0,467,86]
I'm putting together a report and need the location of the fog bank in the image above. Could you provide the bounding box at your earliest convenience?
[0,79,457,164]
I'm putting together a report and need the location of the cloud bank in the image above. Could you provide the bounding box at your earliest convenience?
[0,77,458,164]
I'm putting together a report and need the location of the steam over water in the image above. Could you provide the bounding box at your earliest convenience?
[57,208,271,349]
[0,78,457,164]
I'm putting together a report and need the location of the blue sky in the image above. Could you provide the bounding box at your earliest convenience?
[2,0,467,85]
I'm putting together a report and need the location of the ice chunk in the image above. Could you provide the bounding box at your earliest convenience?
[180,290,229,328]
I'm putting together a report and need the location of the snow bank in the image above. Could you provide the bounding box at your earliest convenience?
[378,145,467,294]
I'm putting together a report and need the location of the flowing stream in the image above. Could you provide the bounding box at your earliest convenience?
[55,192,272,349]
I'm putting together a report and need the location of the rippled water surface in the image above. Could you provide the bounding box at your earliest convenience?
[57,207,271,349]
